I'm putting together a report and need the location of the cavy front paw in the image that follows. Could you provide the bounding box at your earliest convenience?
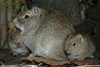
[68,55,75,61]
[10,46,29,56]
[11,51,19,56]
[68,55,85,61]
[19,51,28,55]
[11,50,28,56]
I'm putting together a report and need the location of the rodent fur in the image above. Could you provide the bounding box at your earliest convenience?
[14,7,75,61]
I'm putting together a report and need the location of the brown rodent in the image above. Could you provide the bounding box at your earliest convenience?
[13,7,75,61]
[9,28,29,55]
[65,33,96,60]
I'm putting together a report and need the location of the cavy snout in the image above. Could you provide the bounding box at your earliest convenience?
[13,19,19,28]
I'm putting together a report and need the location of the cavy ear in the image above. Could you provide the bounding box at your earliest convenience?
[77,34,84,42]
[31,7,41,17]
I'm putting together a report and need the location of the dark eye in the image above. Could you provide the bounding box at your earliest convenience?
[73,43,76,46]
[24,15,29,18]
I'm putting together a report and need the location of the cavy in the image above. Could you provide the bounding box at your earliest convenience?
[13,7,75,61]
[65,33,96,61]
[9,28,29,55]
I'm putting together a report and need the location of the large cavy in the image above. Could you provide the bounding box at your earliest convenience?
[13,7,75,61]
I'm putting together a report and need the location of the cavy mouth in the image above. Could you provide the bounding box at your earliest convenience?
[14,23,23,33]
[13,19,22,32]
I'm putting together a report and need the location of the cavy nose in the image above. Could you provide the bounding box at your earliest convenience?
[17,43,21,45]
[16,43,21,47]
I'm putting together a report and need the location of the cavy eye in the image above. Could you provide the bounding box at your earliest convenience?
[73,43,76,46]
[24,15,29,18]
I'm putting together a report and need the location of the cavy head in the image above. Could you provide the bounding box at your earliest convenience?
[65,33,86,55]
[13,7,42,34]
[11,28,22,47]
[65,33,95,60]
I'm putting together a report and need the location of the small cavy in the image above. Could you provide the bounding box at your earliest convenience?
[13,7,75,61]
[64,33,96,61]
[9,28,29,55]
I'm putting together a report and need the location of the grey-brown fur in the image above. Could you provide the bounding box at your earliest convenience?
[13,7,75,61]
